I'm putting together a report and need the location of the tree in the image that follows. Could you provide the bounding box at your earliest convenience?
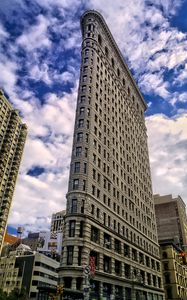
[7,287,29,300]
[0,288,8,300]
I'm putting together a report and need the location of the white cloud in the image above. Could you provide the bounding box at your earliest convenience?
[29,64,52,85]
[0,59,17,93]
[0,23,9,39]
[7,86,78,231]
[175,63,187,84]
[139,72,170,98]
[146,113,187,201]
[178,92,187,103]
[17,14,51,51]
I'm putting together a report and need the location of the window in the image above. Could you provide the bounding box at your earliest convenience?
[115,260,121,276]
[80,95,85,103]
[78,247,83,266]
[108,216,111,227]
[91,226,99,243]
[76,147,82,157]
[91,204,95,215]
[114,239,121,254]
[104,233,111,249]
[67,246,74,265]
[92,185,95,196]
[82,85,86,92]
[69,220,76,237]
[124,264,130,278]
[79,221,84,237]
[74,162,80,173]
[111,58,115,68]
[81,200,84,214]
[93,169,96,180]
[104,255,111,273]
[71,199,77,213]
[98,34,102,45]
[77,132,83,142]
[73,179,79,190]
[165,273,170,284]
[84,163,87,174]
[83,180,86,191]
[103,212,106,225]
[124,244,130,257]
[83,66,88,72]
[80,107,85,114]
[105,46,108,57]
[78,119,84,128]
[132,248,138,261]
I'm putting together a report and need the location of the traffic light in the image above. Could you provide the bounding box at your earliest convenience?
[179,251,187,265]
[56,285,64,295]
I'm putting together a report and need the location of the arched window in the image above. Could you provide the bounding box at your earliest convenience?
[123,78,125,86]
[98,34,102,45]
[117,68,120,77]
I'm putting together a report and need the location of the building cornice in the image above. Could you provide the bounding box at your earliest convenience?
[81,10,147,111]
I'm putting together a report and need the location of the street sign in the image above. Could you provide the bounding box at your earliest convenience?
[84,265,90,275]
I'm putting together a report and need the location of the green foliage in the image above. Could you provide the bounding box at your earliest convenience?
[7,287,29,300]
[0,288,8,300]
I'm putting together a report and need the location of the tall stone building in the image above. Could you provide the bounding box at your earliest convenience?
[59,10,164,300]
[0,90,27,253]
[154,194,187,247]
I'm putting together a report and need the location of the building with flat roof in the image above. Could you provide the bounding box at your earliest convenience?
[0,244,59,299]
[59,10,164,300]
[0,90,27,253]
[50,210,65,234]
[154,194,187,247]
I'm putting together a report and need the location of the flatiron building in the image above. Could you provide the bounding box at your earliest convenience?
[59,10,164,300]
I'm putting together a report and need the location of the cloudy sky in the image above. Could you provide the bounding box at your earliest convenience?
[1,0,187,234]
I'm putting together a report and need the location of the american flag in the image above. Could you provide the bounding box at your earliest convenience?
[89,256,95,276]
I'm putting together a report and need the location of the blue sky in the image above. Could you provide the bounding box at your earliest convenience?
[1,0,187,234]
